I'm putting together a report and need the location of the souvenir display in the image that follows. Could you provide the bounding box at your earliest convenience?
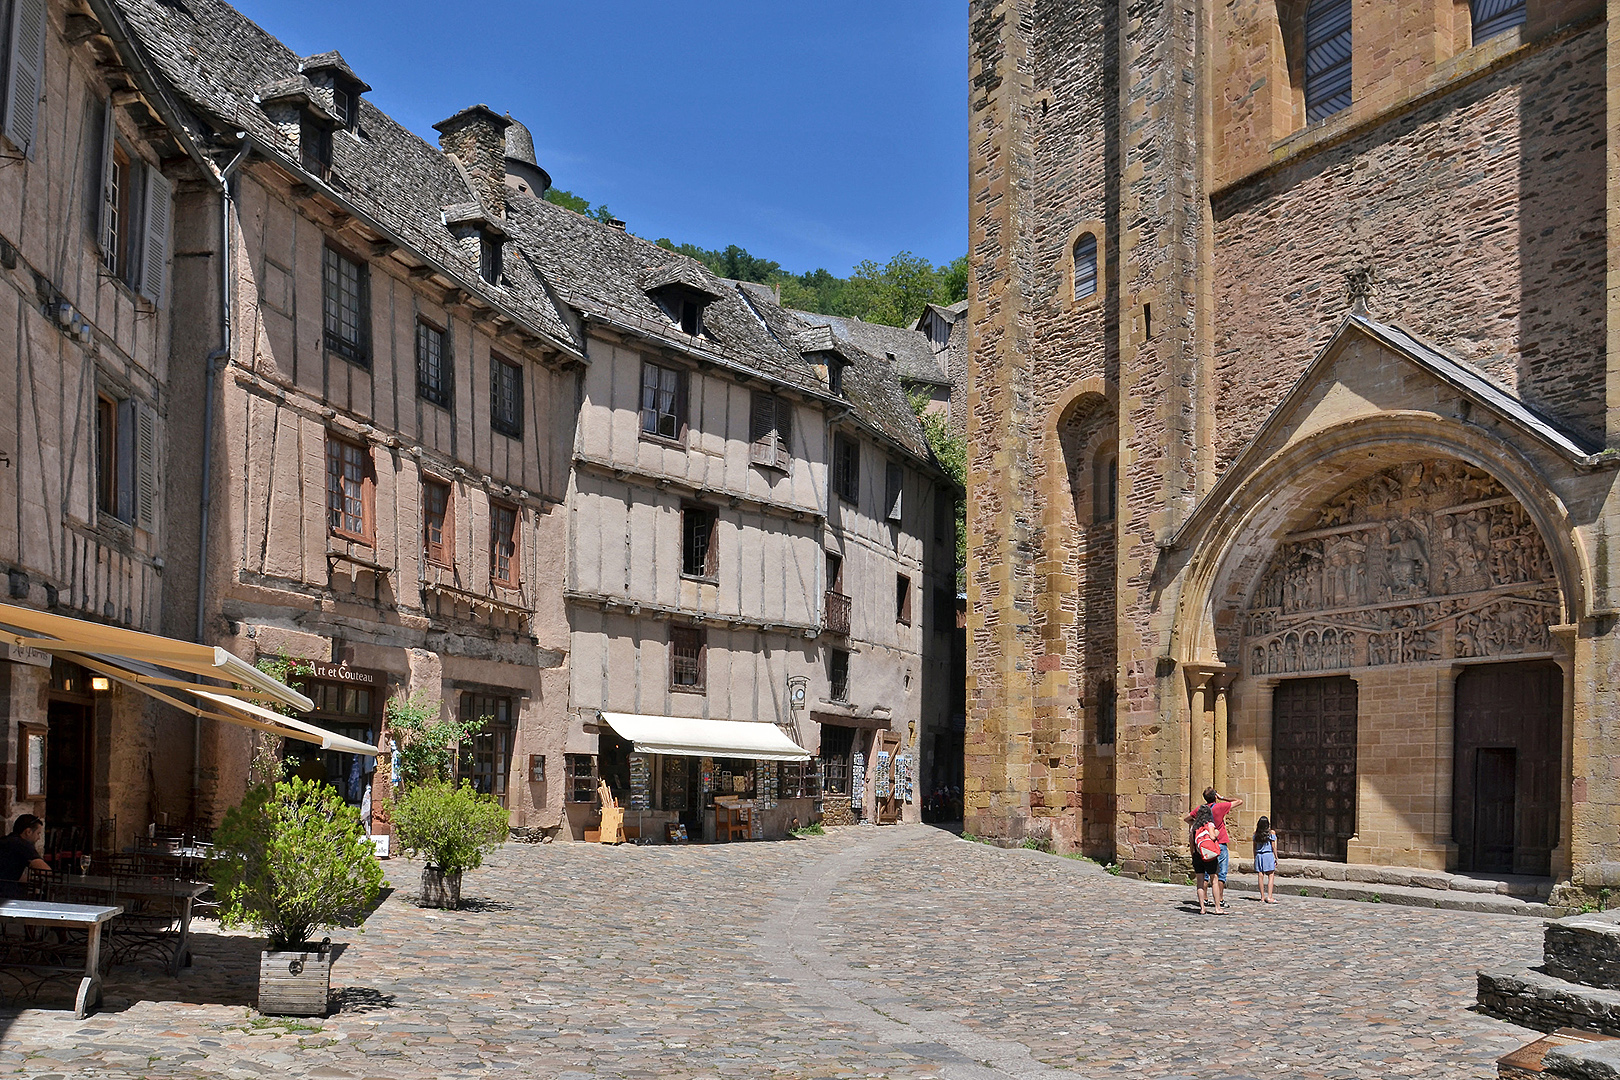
[852,752,866,805]
[896,752,915,804]
[661,755,688,812]
[874,750,892,799]
[700,758,714,798]
[629,754,651,811]
[760,762,777,810]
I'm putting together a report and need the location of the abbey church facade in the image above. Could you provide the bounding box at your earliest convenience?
[965,0,1620,886]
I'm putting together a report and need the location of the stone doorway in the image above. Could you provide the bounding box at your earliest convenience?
[1454,662,1559,876]
[1271,676,1358,861]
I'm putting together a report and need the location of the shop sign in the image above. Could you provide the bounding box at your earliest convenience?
[787,675,808,711]
[303,661,382,685]
[0,642,51,668]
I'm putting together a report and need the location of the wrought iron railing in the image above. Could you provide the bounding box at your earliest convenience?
[824,589,851,636]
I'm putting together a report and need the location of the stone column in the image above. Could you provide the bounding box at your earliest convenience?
[1185,671,1214,810]
[1213,675,1234,796]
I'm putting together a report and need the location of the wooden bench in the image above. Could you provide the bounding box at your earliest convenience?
[0,898,122,1018]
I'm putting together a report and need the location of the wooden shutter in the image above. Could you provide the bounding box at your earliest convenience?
[749,391,776,467]
[886,462,903,522]
[773,396,792,469]
[115,398,135,524]
[136,401,157,530]
[139,168,171,302]
[96,102,116,254]
[3,0,46,158]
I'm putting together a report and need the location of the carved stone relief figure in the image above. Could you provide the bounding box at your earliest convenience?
[1243,460,1558,676]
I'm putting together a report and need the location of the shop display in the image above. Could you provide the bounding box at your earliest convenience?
[874,750,892,799]
[760,762,777,810]
[628,754,651,811]
[896,752,915,804]
[852,751,865,805]
[701,758,714,798]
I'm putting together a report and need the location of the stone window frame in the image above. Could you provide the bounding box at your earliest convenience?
[1063,220,1106,313]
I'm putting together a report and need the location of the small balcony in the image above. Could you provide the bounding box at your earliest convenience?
[824,589,851,637]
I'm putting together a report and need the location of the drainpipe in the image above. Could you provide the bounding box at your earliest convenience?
[193,141,252,810]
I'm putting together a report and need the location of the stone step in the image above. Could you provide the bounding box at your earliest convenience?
[1233,856,1554,899]
[1498,1028,1617,1079]
[1478,968,1620,1037]
[1222,874,1556,917]
[1546,912,1620,990]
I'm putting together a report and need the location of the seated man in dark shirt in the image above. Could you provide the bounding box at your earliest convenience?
[0,815,49,898]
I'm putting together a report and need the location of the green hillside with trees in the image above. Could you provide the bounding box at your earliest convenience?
[544,188,968,329]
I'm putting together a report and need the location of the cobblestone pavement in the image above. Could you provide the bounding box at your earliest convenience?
[0,824,1543,1078]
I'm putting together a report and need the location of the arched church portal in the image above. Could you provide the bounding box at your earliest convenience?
[1238,458,1562,871]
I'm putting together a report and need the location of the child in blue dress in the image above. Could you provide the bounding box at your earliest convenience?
[1253,816,1278,904]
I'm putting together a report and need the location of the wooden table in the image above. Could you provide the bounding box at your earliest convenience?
[0,898,122,1018]
[53,875,208,976]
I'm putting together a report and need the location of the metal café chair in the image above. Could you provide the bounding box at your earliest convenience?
[106,869,182,968]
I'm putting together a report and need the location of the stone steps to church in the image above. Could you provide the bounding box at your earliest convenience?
[1221,873,1556,916]
[1232,856,1554,899]
[1497,1027,1618,1079]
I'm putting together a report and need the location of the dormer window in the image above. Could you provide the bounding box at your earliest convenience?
[480,233,502,285]
[300,115,332,178]
[299,52,370,134]
[643,264,722,340]
[828,357,847,396]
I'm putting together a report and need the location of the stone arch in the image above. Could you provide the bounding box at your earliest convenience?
[1172,412,1584,670]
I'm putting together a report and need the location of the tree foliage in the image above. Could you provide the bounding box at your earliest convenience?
[391,780,509,879]
[544,187,617,224]
[212,776,384,950]
[384,690,485,790]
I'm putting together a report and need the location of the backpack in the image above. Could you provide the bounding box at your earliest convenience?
[1194,821,1221,862]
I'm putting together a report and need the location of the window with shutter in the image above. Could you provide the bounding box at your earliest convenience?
[96,395,118,519]
[423,479,453,567]
[3,0,46,158]
[139,169,171,303]
[115,398,135,524]
[135,402,157,530]
[670,626,706,692]
[834,435,860,504]
[490,501,520,587]
[896,575,913,625]
[749,391,781,468]
[885,462,903,523]
[1304,0,1353,123]
[681,505,717,580]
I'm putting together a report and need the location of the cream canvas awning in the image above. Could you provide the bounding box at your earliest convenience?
[0,602,378,756]
[599,712,810,762]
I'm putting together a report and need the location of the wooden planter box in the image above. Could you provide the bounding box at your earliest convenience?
[420,866,462,909]
[258,943,332,1017]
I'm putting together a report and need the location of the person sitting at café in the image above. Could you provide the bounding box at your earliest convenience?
[0,815,50,897]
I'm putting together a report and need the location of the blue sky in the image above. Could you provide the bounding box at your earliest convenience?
[230,1,968,278]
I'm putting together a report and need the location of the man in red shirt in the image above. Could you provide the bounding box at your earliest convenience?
[1184,787,1244,911]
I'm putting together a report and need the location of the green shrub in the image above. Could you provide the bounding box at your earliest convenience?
[385,691,486,790]
[212,777,384,951]
[391,781,508,876]
[789,823,826,837]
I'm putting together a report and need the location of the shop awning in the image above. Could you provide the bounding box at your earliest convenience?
[0,602,378,756]
[599,712,810,762]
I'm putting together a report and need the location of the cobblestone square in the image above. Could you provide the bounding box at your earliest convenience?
[0,826,1543,1078]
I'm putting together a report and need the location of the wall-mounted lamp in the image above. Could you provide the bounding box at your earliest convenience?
[90,676,111,692]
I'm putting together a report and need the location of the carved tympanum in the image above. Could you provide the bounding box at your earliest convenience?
[1245,460,1558,676]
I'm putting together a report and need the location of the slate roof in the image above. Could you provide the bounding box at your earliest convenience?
[109,0,578,353]
[109,0,937,469]
[791,310,952,388]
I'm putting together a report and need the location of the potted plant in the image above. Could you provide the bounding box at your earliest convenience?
[212,776,385,1016]
[391,780,509,909]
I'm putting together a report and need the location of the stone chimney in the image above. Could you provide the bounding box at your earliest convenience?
[434,105,511,219]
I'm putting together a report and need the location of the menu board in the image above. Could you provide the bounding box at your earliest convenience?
[628,754,652,811]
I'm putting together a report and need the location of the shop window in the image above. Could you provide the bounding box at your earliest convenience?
[491,354,523,438]
[458,693,513,808]
[1073,233,1098,301]
[322,244,369,366]
[423,479,453,567]
[416,319,450,406]
[326,434,373,543]
[1097,679,1117,746]
[671,626,706,692]
[681,504,717,579]
[896,574,913,625]
[566,754,597,803]
[640,360,687,442]
[490,500,519,587]
[829,648,850,703]
[834,434,860,504]
[820,724,854,795]
[1304,0,1352,123]
[749,391,793,470]
[295,675,378,806]
[779,761,819,799]
[1471,0,1525,42]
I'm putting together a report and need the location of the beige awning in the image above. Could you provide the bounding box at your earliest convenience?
[600,712,810,762]
[0,602,378,756]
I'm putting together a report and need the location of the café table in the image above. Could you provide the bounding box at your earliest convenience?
[50,874,208,976]
[0,898,122,1018]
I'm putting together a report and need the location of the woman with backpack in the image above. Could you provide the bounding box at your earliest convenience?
[1190,803,1222,914]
